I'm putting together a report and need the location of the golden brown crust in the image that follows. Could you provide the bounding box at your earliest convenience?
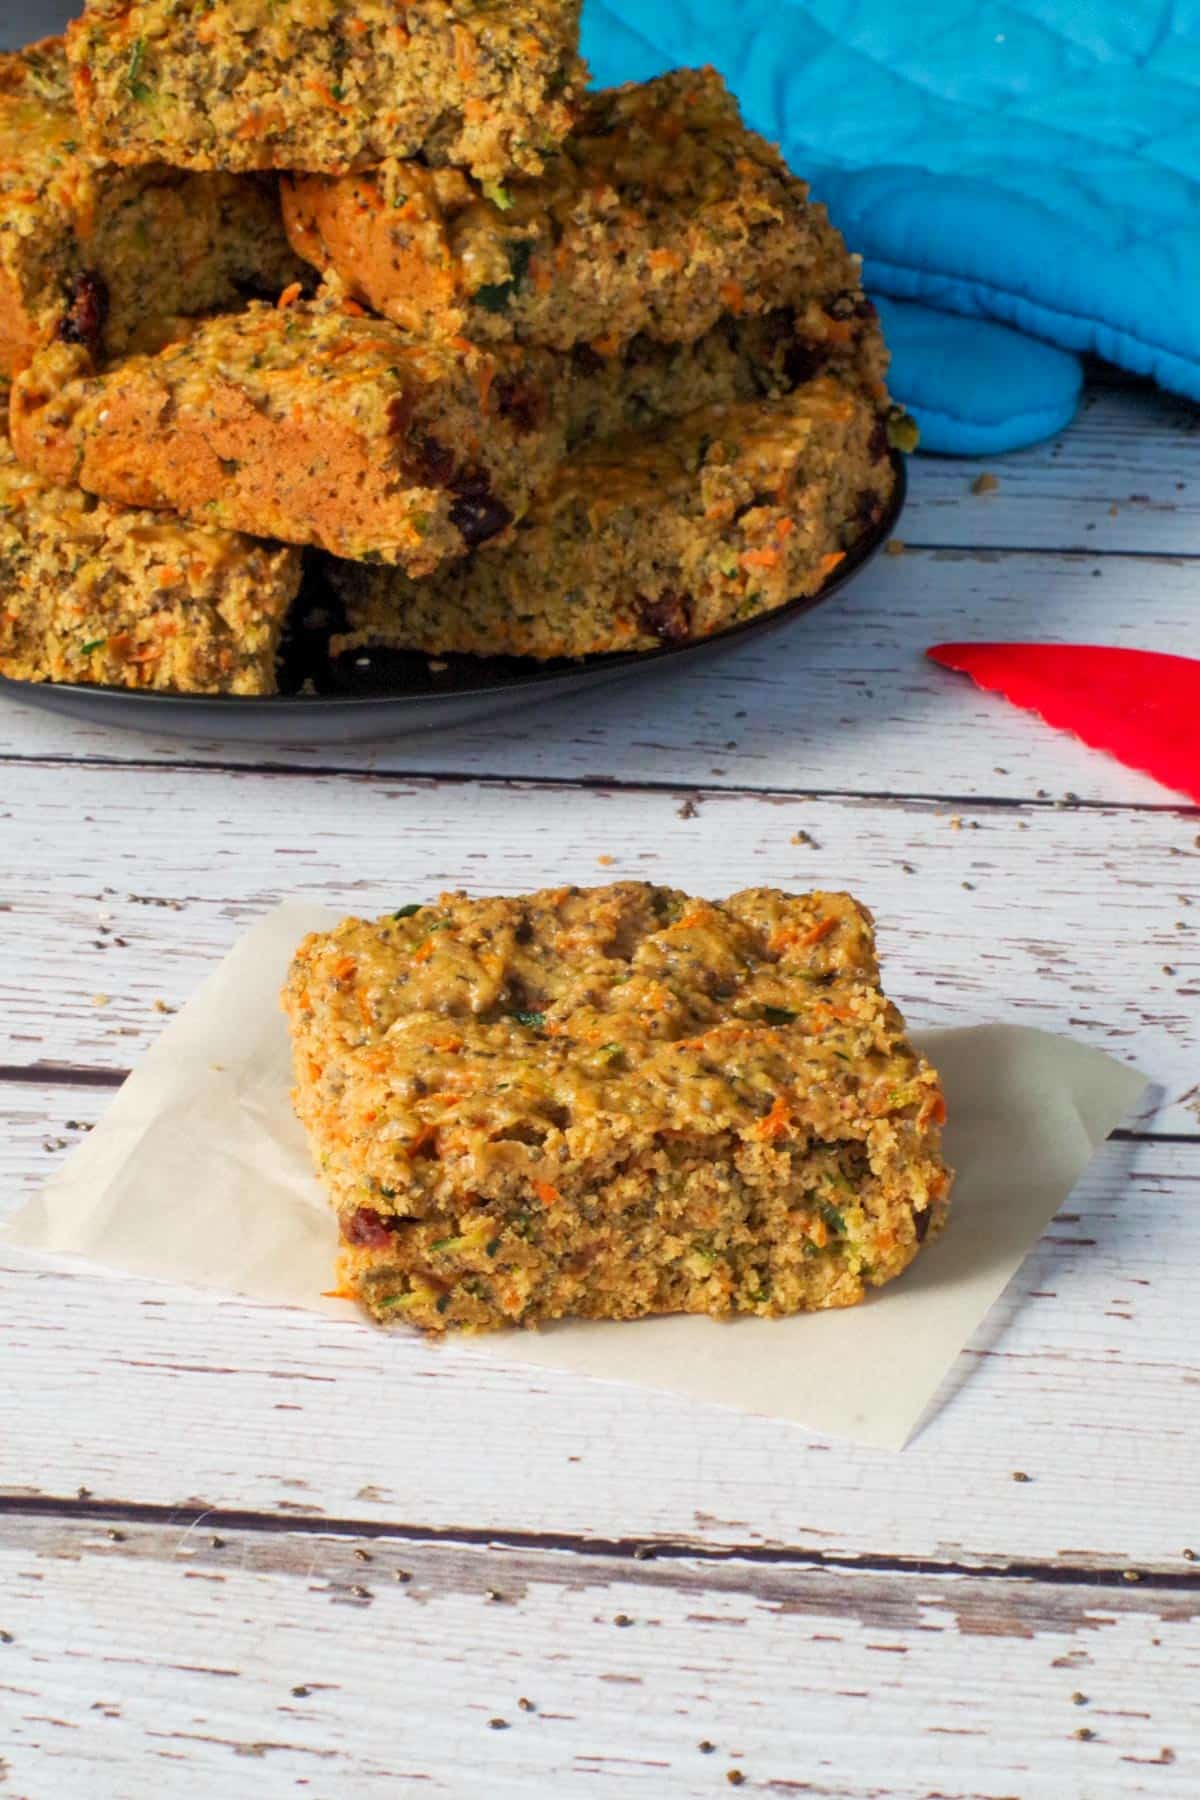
[283,883,952,1333]
[0,433,300,694]
[9,297,567,569]
[283,68,881,359]
[67,0,586,183]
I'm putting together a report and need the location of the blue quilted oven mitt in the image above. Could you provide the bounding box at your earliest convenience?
[584,1,1200,454]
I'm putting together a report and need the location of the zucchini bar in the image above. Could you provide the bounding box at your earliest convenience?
[0,433,300,694]
[66,0,586,184]
[565,303,895,450]
[327,378,894,663]
[283,66,877,354]
[0,38,304,376]
[9,295,566,570]
[283,883,951,1333]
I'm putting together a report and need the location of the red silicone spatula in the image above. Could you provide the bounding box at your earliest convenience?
[927,643,1200,803]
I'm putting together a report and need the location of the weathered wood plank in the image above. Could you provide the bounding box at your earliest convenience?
[2,1078,1196,1570]
[1,768,1193,1124]
[0,369,1194,1798]
[0,1513,1195,1799]
[904,381,1200,555]
[1,538,1195,804]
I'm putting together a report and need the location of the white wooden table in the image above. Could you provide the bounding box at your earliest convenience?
[1,372,1197,1799]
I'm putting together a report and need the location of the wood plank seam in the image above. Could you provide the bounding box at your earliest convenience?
[894,541,1200,563]
[1,755,1197,815]
[0,1063,128,1088]
[2,1498,1197,1592]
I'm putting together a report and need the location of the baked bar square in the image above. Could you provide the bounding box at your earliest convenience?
[326,378,894,663]
[0,433,300,694]
[283,67,876,355]
[67,0,586,184]
[283,883,951,1332]
[0,38,303,375]
[10,294,566,570]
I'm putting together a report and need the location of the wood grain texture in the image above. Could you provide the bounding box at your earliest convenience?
[1,540,1195,804]
[2,1084,1197,1570]
[0,1512,1195,1799]
[1,767,1194,1123]
[2,375,1198,1796]
[904,380,1200,554]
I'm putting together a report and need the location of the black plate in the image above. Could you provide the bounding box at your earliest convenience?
[2,457,905,744]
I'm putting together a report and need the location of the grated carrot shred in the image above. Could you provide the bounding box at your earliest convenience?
[801,917,838,948]
[755,1094,792,1141]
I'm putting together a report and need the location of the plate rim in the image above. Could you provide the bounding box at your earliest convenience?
[0,454,906,715]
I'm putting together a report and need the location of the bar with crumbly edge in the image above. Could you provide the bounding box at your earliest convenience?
[283,882,951,1333]
[9,292,568,570]
[0,435,301,695]
[0,37,304,376]
[67,0,586,185]
[327,378,895,663]
[283,67,881,357]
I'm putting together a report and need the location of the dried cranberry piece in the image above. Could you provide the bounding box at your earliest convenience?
[868,418,890,464]
[412,433,457,487]
[571,343,605,377]
[57,270,109,358]
[913,1204,932,1243]
[759,306,798,351]
[344,1206,399,1248]
[494,375,545,435]
[783,342,826,388]
[448,463,491,498]
[854,487,883,528]
[638,590,692,646]
[450,491,513,546]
